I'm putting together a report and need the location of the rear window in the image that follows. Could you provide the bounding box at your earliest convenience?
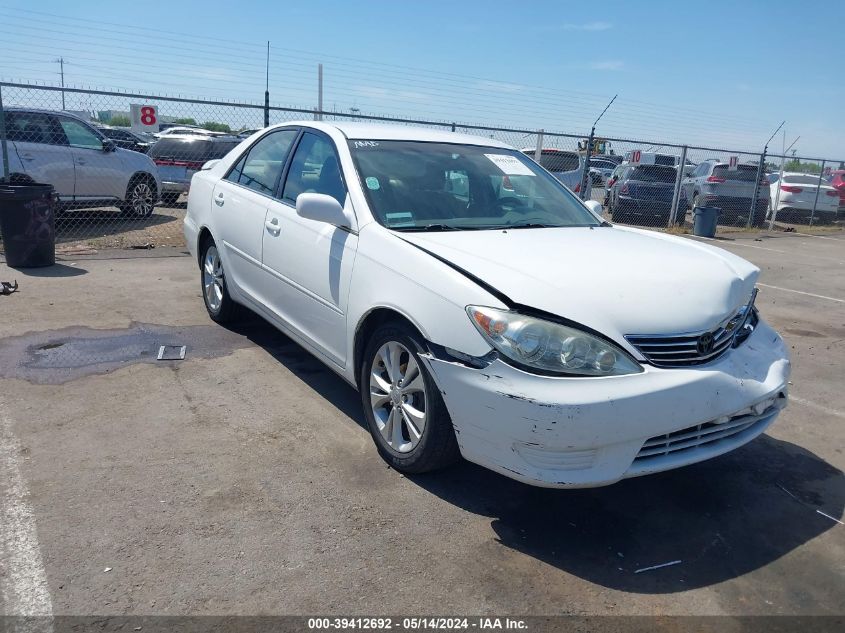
[149,138,214,160]
[526,151,580,173]
[783,174,823,185]
[712,165,759,181]
[149,139,238,160]
[628,165,676,183]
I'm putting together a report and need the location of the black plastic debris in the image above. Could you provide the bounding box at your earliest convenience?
[1,280,18,295]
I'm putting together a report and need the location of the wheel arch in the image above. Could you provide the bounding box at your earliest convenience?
[126,171,158,197]
[353,307,428,391]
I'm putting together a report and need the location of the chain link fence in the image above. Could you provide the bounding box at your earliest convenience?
[1,81,843,254]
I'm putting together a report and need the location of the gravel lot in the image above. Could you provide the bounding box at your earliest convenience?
[0,230,843,618]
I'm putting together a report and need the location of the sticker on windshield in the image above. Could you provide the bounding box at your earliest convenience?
[365,176,380,190]
[385,212,414,228]
[484,153,535,176]
[353,140,379,148]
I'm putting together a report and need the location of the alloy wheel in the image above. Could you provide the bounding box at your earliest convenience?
[203,246,224,312]
[129,181,155,216]
[369,341,427,453]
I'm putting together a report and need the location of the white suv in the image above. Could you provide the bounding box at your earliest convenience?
[4,108,161,216]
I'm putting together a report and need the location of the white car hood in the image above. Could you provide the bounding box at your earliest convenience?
[398,226,759,340]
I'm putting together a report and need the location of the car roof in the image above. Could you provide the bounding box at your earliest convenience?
[4,106,90,122]
[275,120,513,149]
[155,134,240,142]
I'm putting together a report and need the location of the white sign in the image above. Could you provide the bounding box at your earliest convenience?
[630,149,642,165]
[130,104,160,133]
[728,155,739,171]
[484,154,535,176]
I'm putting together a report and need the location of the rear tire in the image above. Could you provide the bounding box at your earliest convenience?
[360,322,459,474]
[200,238,241,324]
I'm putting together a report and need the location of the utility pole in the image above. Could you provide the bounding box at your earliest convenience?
[747,120,784,227]
[579,94,616,200]
[55,57,66,109]
[263,42,270,128]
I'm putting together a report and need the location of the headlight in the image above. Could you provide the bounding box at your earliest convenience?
[467,306,643,377]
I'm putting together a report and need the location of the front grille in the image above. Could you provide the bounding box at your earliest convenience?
[633,397,784,463]
[626,303,757,368]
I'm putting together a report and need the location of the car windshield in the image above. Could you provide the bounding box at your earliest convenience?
[349,140,601,231]
[628,165,677,183]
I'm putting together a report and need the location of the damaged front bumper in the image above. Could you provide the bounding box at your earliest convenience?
[421,320,790,488]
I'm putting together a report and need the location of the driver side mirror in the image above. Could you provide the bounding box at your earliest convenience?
[102,138,116,153]
[296,193,352,229]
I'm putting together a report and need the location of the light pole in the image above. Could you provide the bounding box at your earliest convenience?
[579,94,617,200]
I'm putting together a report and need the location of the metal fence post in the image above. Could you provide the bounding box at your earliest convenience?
[669,146,688,228]
[748,149,767,228]
[0,84,9,183]
[316,63,323,122]
[534,129,544,162]
[809,159,825,226]
[579,130,593,201]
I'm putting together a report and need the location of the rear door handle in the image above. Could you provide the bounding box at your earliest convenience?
[265,217,281,235]
[214,192,224,206]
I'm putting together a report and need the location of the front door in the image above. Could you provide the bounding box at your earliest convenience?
[261,132,358,366]
[54,116,125,200]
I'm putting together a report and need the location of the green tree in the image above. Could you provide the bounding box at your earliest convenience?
[201,121,231,133]
[784,159,821,174]
[106,115,131,127]
[173,117,197,125]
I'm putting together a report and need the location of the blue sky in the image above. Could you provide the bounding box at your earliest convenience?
[1,0,842,159]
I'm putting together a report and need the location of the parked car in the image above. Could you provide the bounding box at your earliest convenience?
[96,125,155,153]
[607,164,686,225]
[623,151,678,167]
[588,158,618,187]
[520,148,591,196]
[153,126,226,139]
[149,135,242,205]
[682,159,769,227]
[769,172,840,224]
[828,170,845,217]
[184,121,790,488]
[3,107,160,216]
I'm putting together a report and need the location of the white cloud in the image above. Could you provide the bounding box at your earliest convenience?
[590,60,624,71]
[562,22,613,32]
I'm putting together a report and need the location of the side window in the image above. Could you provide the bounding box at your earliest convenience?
[6,112,64,145]
[282,133,346,205]
[58,118,103,150]
[226,154,247,184]
[228,130,297,195]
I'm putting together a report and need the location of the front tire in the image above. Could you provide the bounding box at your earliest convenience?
[119,175,157,217]
[200,239,240,323]
[360,323,459,474]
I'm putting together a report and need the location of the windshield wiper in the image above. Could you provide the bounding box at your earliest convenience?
[399,223,461,232]
[503,222,557,229]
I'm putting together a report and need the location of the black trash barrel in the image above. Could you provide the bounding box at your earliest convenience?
[0,182,56,268]
[692,206,721,238]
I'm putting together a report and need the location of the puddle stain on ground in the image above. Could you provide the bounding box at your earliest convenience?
[0,320,319,384]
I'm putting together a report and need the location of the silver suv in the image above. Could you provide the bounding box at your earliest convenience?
[521,148,592,197]
[682,159,769,227]
[4,108,161,216]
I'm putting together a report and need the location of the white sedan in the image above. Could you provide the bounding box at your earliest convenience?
[770,172,840,223]
[184,122,790,488]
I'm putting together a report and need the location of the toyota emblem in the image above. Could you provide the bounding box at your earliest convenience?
[697,332,715,355]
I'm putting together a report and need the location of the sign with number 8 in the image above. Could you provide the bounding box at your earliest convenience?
[130,103,160,132]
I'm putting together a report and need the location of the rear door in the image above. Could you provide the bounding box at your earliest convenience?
[55,115,125,199]
[212,128,299,306]
[7,111,75,198]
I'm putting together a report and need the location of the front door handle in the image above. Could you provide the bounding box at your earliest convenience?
[214,192,224,206]
[265,217,281,235]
